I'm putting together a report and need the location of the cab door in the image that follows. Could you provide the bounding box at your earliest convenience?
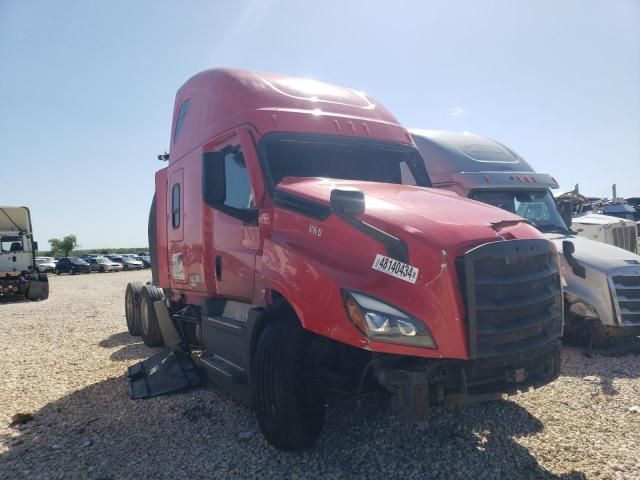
[202,132,261,301]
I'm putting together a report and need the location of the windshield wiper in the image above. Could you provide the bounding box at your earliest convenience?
[537,225,572,234]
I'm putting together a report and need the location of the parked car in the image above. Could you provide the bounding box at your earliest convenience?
[35,257,57,273]
[108,255,143,270]
[122,256,144,270]
[89,257,123,272]
[138,254,151,268]
[55,257,91,275]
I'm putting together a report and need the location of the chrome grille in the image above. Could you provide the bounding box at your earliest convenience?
[458,239,563,359]
[612,226,637,253]
[610,274,640,326]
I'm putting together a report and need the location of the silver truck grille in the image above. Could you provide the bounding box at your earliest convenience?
[612,226,638,253]
[610,274,640,326]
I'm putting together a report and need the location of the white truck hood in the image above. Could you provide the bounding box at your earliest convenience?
[572,213,634,227]
[544,232,640,272]
[0,207,32,233]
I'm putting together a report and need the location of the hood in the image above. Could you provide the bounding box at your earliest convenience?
[276,178,542,254]
[572,213,635,227]
[0,207,32,233]
[544,232,640,271]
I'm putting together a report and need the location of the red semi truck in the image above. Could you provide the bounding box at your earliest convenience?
[126,68,563,451]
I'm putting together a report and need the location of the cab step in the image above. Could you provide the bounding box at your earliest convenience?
[197,351,250,405]
[198,352,247,384]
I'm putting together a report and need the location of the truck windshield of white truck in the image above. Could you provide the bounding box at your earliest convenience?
[1,236,23,253]
[470,189,570,233]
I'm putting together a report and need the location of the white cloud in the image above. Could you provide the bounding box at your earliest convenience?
[449,106,464,116]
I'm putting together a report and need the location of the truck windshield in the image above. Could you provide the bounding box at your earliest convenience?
[470,190,570,233]
[262,134,431,188]
[1,236,23,253]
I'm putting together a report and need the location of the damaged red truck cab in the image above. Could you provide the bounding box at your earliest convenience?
[128,68,563,451]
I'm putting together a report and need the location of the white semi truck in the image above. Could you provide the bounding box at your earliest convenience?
[0,207,49,301]
[411,130,640,345]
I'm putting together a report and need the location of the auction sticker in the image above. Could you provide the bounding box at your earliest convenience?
[372,254,419,284]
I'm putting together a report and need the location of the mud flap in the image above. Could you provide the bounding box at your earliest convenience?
[26,275,49,301]
[127,348,201,399]
[153,300,184,353]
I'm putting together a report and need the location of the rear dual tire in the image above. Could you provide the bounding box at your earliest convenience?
[140,285,164,347]
[125,282,143,336]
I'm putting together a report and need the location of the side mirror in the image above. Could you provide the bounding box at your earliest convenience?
[202,152,226,207]
[558,200,572,228]
[330,188,365,216]
[32,241,38,252]
[562,240,575,256]
[562,240,586,278]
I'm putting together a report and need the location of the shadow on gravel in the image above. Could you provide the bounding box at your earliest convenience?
[98,331,155,362]
[0,375,586,479]
[98,331,135,348]
[560,343,640,396]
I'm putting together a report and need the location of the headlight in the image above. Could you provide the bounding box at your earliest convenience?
[343,290,436,348]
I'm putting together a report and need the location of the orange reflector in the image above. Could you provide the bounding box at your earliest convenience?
[344,294,366,334]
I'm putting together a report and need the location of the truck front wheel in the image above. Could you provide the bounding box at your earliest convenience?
[252,316,325,451]
[140,285,164,347]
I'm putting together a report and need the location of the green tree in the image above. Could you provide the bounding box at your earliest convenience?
[49,235,78,257]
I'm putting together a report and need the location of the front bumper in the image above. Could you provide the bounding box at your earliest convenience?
[373,341,561,421]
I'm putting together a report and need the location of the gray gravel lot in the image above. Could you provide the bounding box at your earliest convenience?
[1,271,639,479]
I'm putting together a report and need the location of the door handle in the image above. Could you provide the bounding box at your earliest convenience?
[215,255,222,281]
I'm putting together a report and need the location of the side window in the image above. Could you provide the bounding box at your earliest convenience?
[171,183,181,228]
[173,99,190,143]
[224,150,253,210]
[400,161,417,185]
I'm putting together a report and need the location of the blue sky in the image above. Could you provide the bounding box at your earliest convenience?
[1,0,638,248]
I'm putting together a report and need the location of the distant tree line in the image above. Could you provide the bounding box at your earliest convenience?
[42,234,147,257]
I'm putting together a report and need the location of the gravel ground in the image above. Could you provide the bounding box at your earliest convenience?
[1,271,639,479]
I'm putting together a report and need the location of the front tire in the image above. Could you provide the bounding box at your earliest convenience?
[140,285,164,347]
[125,282,143,336]
[252,313,325,451]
